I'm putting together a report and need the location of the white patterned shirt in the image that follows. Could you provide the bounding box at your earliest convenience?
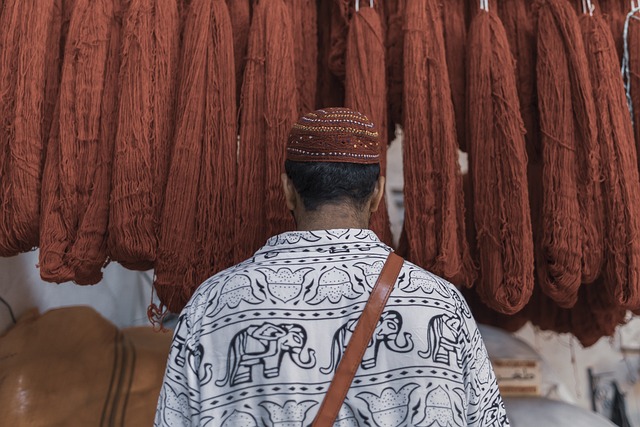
[155,229,510,426]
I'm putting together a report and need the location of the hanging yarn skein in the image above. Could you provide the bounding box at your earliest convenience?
[441,0,468,152]
[402,0,474,285]
[589,0,626,59]
[498,0,540,161]
[0,0,58,256]
[467,9,534,314]
[386,0,405,140]
[235,0,297,263]
[154,0,237,314]
[284,0,317,114]
[108,0,179,271]
[316,0,345,108]
[345,5,393,245]
[534,0,603,307]
[625,5,640,174]
[582,13,640,310]
[226,0,250,109]
[67,0,121,285]
[39,0,121,284]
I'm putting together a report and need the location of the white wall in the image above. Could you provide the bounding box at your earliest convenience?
[0,250,156,334]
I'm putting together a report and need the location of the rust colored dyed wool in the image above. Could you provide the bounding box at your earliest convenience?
[534,0,604,307]
[402,0,474,286]
[226,0,250,109]
[285,0,317,115]
[345,6,392,245]
[498,0,540,161]
[39,0,121,285]
[385,0,405,140]
[441,0,468,152]
[627,9,640,174]
[108,0,180,271]
[467,10,534,314]
[582,14,640,310]
[235,0,297,263]
[0,0,59,256]
[155,0,237,314]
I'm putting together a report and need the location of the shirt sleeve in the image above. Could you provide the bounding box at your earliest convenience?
[154,312,202,427]
[457,294,511,426]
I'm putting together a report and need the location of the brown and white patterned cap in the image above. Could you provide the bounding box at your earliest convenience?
[286,107,380,164]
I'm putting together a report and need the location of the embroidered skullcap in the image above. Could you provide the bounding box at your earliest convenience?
[286,107,380,164]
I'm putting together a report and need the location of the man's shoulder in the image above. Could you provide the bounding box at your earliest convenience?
[400,260,459,292]
[182,258,256,314]
[398,260,470,311]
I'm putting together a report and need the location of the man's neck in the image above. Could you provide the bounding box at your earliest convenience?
[294,204,370,231]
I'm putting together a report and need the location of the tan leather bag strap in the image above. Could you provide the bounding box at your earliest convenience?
[312,252,404,427]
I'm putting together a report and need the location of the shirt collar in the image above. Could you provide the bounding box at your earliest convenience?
[255,229,386,255]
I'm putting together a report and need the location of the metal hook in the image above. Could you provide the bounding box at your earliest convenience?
[355,0,374,12]
[582,0,595,16]
[479,0,489,11]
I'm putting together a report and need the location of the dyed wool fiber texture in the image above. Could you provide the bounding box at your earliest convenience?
[155,0,237,314]
[462,287,531,333]
[108,0,179,271]
[582,14,640,310]
[316,0,344,108]
[345,6,392,246]
[461,173,531,331]
[571,282,627,347]
[534,0,603,307]
[584,0,626,60]
[530,280,626,347]
[467,10,534,314]
[0,0,58,256]
[402,0,473,285]
[628,9,640,174]
[226,0,250,109]
[235,0,297,263]
[385,0,405,140]
[39,0,121,285]
[441,0,468,152]
[498,0,540,161]
[285,0,317,115]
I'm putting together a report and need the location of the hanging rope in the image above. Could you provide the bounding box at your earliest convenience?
[467,9,534,314]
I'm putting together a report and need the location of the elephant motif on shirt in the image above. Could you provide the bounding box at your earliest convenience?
[418,313,462,368]
[321,310,414,374]
[216,322,316,387]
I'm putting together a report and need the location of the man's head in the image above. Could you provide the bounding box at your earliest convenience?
[281,108,385,230]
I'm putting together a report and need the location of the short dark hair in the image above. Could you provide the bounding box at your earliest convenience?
[284,160,380,211]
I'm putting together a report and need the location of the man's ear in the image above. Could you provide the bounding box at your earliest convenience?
[281,173,298,211]
[369,175,386,213]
